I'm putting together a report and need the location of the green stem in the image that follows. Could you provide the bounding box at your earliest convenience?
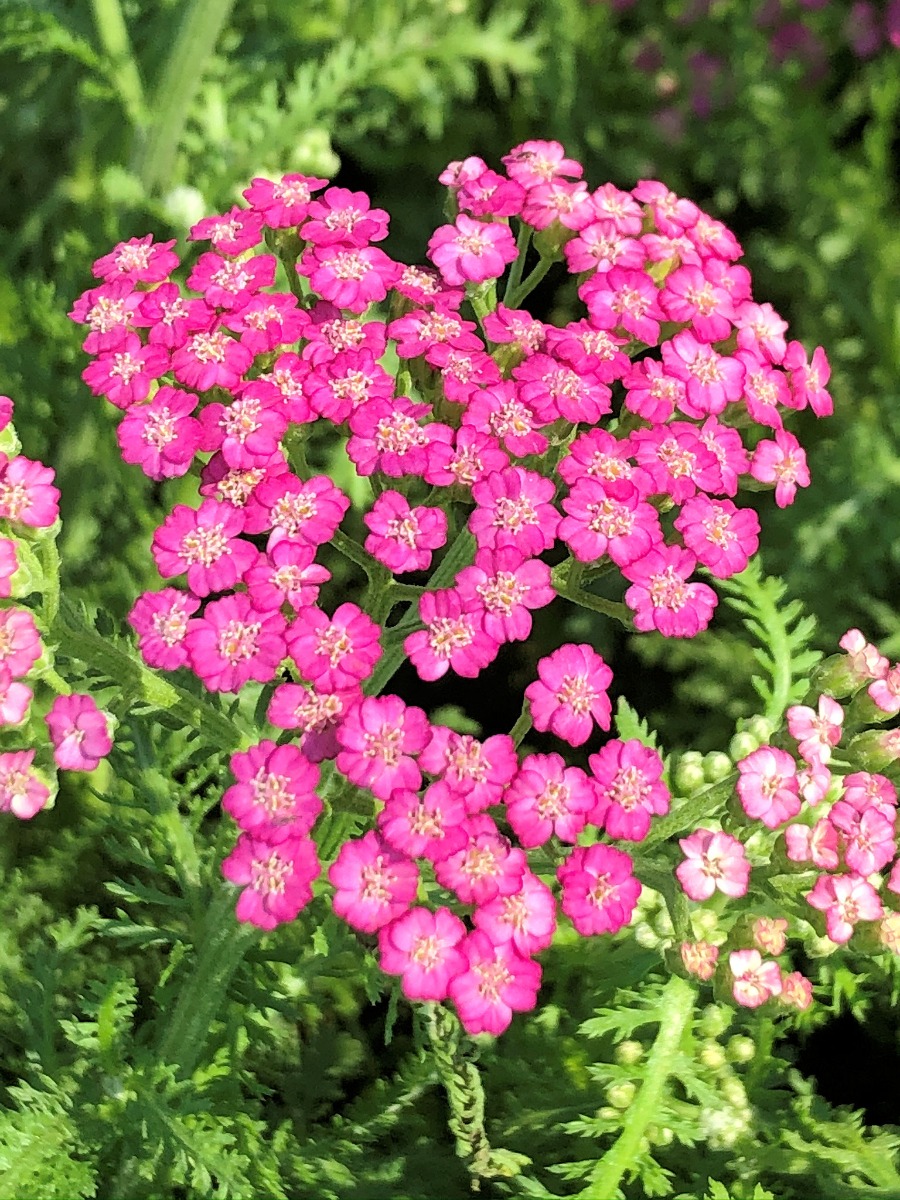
[553,578,633,628]
[501,222,532,307]
[331,528,384,581]
[508,707,532,748]
[38,531,62,626]
[90,0,146,128]
[581,974,697,1199]
[364,527,475,696]
[640,775,735,851]
[156,885,259,1077]
[130,0,236,194]
[508,256,555,309]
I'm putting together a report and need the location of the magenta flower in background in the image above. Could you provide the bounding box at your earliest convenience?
[44,693,113,771]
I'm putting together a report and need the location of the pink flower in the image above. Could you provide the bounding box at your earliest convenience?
[839,628,889,683]
[673,496,760,579]
[785,818,840,870]
[116,386,203,481]
[525,643,613,747]
[0,539,17,598]
[328,830,419,933]
[623,544,718,638]
[750,430,810,508]
[503,140,583,185]
[171,328,253,393]
[786,694,843,763]
[736,746,801,828]
[0,665,31,726]
[454,548,555,644]
[448,931,541,1037]
[128,588,201,670]
[83,334,170,408]
[187,252,277,310]
[589,739,670,841]
[377,784,467,862]
[222,829,320,930]
[434,814,526,906]
[287,602,382,692]
[0,607,42,678]
[0,749,51,819]
[662,330,745,417]
[189,205,264,255]
[378,907,468,1002]
[151,499,257,597]
[199,391,288,470]
[184,594,287,692]
[468,467,560,557]
[729,949,782,1008]
[44,693,113,771]
[335,695,430,800]
[242,173,328,227]
[299,244,400,313]
[676,829,750,901]
[829,802,895,876]
[580,268,665,346]
[559,478,662,568]
[461,381,549,458]
[301,186,390,246]
[243,541,331,613]
[0,457,61,527]
[418,728,518,813]
[405,589,499,682]
[783,341,832,416]
[92,235,178,284]
[557,843,641,936]
[680,941,719,981]
[504,753,597,847]
[222,741,321,835]
[256,473,351,550]
[868,665,900,714]
[807,874,884,944]
[428,215,517,286]
[473,871,557,957]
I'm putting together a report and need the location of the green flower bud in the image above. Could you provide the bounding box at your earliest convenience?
[614,1039,644,1066]
[0,422,22,458]
[674,751,706,794]
[729,730,760,761]
[726,1036,756,1064]
[2,540,44,598]
[721,1077,747,1109]
[597,1106,619,1122]
[703,751,733,782]
[746,716,775,743]
[606,1081,636,1110]
[698,1003,732,1038]
[846,729,900,771]
[700,1040,727,1070]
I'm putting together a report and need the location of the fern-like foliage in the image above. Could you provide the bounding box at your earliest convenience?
[719,557,821,726]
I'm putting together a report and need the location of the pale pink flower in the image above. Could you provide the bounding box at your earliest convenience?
[0,749,50,819]
[786,694,844,763]
[0,607,42,679]
[749,430,810,508]
[807,874,884,944]
[780,971,813,1011]
[736,746,801,828]
[784,818,840,871]
[676,829,750,901]
[729,949,782,1008]
[0,666,31,726]
[0,457,61,527]
[44,694,113,771]
[680,940,719,981]
[752,917,788,956]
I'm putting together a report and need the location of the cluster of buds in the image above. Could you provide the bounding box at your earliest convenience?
[679,628,900,1009]
[71,140,832,1033]
[0,397,113,819]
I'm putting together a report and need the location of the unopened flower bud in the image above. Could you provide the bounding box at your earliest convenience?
[699,1003,732,1038]
[674,751,706,794]
[721,1077,747,1109]
[846,729,900,771]
[729,730,760,761]
[615,1039,644,1066]
[597,1106,619,1122]
[726,1035,756,1064]
[703,751,733,783]
[606,1081,636,1110]
[700,1040,727,1070]
[0,420,22,458]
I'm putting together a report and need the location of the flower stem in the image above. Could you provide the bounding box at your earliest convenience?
[130,0,235,194]
[508,255,555,309]
[90,0,146,128]
[501,222,532,308]
[580,973,697,1199]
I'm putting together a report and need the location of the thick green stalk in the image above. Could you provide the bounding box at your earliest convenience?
[581,973,696,1199]
[90,0,146,129]
[501,222,532,307]
[131,0,236,194]
[156,885,259,1077]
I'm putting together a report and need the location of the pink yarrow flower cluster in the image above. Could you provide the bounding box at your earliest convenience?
[71,145,834,1032]
[0,397,113,820]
